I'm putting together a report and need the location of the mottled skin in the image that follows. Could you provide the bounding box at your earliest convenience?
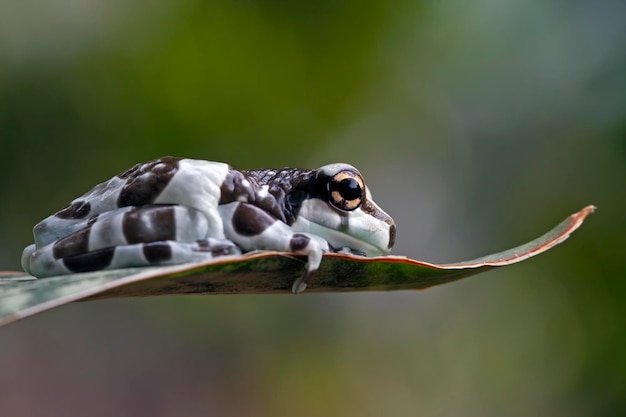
[22,157,396,293]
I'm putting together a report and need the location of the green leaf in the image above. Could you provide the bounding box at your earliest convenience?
[0,206,595,327]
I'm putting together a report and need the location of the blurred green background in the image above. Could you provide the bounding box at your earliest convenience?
[1,0,625,416]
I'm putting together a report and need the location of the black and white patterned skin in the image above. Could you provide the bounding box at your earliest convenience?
[22,157,396,293]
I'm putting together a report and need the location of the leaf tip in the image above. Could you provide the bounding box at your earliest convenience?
[570,205,596,227]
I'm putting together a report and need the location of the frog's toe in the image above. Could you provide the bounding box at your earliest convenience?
[336,246,366,256]
[291,277,307,294]
[292,269,315,294]
[21,244,36,274]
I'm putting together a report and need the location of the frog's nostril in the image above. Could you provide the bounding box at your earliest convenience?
[388,224,396,249]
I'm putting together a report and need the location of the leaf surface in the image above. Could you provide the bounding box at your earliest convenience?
[0,206,595,327]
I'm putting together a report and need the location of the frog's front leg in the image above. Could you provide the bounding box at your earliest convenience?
[23,205,240,277]
[218,202,330,294]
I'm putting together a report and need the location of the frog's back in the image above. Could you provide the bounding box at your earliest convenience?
[32,157,230,247]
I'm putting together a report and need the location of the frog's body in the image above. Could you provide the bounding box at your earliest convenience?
[22,157,396,293]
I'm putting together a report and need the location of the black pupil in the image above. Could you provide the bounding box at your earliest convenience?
[338,178,362,200]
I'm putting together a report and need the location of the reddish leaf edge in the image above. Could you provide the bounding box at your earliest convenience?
[433,204,595,267]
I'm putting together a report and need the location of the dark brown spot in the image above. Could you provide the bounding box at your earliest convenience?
[142,242,172,263]
[55,201,91,219]
[52,227,92,258]
[63,247,115,273]
[117,157,180,207]
[232,203,276,237]
[388,224,396,249]
[122,205,176,244]
[289,234,310,252]
[219,169,254,204]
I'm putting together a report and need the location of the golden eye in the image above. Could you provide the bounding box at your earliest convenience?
[327,170,365,211]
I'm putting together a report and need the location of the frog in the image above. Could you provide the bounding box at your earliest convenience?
[21,157,396,293]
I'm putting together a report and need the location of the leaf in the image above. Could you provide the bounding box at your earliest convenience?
[0,205,595,327]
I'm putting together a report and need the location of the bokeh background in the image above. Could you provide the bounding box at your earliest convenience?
[1,0,625,416]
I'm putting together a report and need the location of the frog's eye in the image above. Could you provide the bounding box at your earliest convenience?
[327,170,365,211]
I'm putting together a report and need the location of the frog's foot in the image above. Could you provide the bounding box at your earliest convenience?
[218,202,330,294]
[24,239,241,277]
[289,246,368,293]
[289,234,326,294]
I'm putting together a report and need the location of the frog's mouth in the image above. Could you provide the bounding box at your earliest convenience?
[291,199,395,257]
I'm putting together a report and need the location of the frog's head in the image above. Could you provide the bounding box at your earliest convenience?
[289,163,396,256]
